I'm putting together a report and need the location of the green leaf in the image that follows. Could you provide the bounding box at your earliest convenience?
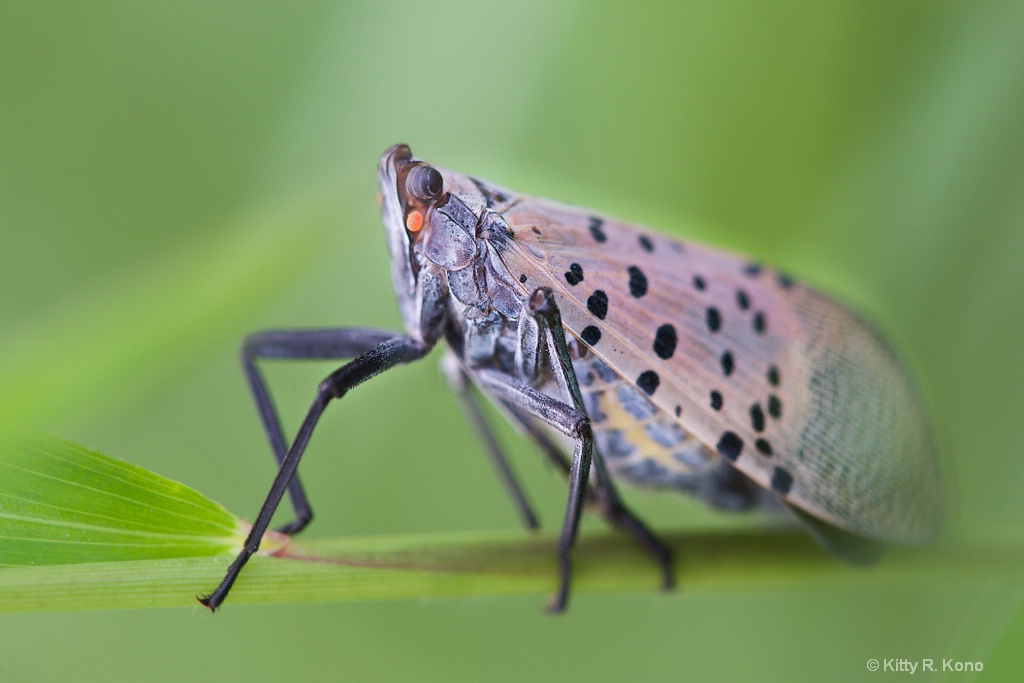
[0,434,243,566]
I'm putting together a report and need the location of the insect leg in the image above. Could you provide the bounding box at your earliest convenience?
[505,405,673,589]
[440,353,540,531]
[242,327,400,535]
[473,368,591,613]
[200,334,430,611]
[527,288,675,592]
[499,402,598,502]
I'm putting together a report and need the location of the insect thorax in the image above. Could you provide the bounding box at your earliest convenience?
[434,200,765,514]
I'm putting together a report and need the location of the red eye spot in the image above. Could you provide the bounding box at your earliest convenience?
[406,210,424,232]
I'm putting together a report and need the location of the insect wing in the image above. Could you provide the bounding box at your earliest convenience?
[485,194,942,544]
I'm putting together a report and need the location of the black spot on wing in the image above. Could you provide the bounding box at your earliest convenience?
[653,324,677,359]
[752,311,766,334]
[706,307,721,332]
[588,217,607,243]
[720,351,735,377]
[716,431,743,461]
[750,404,765,432]
[587,290,608,320]
[767,395,782,419]
[767,365,780,386]
[581,325,602,346]
[736,290,750,310]
[771,467,793,494]
[564,263,584,286]
[627,266,648,298]
[636,370,660,396]
[693,275,706,291]
[755,439,774,456]
[710,390,723,411]
[638,235,654,252]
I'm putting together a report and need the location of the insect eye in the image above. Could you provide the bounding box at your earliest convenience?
[406,164,444,202]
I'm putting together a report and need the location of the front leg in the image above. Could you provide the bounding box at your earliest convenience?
[242,327,402,535]
[200,333,430,611]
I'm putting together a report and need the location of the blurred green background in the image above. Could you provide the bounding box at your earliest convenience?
[2,1,1023,681]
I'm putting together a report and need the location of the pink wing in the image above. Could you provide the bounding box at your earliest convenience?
[494,196,941,544]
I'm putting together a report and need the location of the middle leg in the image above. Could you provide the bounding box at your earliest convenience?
[526,288,675,592]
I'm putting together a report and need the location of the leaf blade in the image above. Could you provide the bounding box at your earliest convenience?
[0,434,243,566]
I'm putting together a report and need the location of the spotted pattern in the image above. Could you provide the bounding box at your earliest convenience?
[581,325,601,346]
[750,404,765,432]
[636,370,660,396]
[573,351,715,495]
[710,390,723,411]
[716,431,743,461]
[587,290,608,320]
[706,307,721,333]
[519,274,527,283]
[771,467,793,495]
[457,167,943,550]
[564,263,584,286]
[720,351,735,376]
[653,324,677,360]
[752,311,766,334]
[627,266,648,298]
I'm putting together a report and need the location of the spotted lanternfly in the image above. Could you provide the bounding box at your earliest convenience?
[200,144,943,612]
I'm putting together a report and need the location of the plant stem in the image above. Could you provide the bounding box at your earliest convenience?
[0,528,1013,613]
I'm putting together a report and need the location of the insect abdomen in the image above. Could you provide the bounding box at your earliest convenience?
[575,353,763,511]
